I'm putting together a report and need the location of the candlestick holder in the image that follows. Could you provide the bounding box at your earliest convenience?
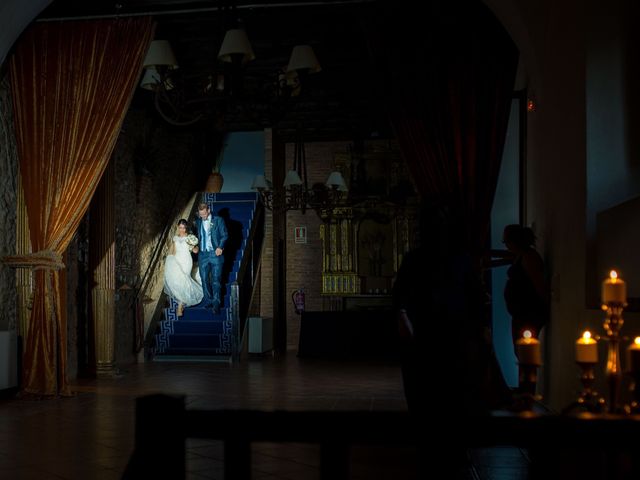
[515,363,542,411]
[624,371,640,415]
[562,361,605,414]
[602,302,625,413]
[518,363,538,395]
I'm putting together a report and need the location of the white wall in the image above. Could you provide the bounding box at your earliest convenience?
[0,0,51,67]
[585,0,640,303]
[219,131,265,193]
[485,0,639,411]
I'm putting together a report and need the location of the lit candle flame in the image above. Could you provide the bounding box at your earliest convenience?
[635,337,640,346]
[523,330,532,339]
[582,331,592,341]
[610,270,618,280]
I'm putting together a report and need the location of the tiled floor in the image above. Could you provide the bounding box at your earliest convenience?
[0,354,531,479]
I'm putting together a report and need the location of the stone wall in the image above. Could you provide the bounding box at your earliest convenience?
[111,110,214,365]
[60,108,218,373]
[65,221,90,379]
[0,76,18,332]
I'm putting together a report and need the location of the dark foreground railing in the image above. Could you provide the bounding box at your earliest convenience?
[122,394,640,480]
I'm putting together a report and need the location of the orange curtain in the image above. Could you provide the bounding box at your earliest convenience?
[5,17,155,396]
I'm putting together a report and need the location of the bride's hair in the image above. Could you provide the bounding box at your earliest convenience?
[177,219,189,229]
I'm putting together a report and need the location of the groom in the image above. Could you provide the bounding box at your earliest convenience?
[195,202,228,314]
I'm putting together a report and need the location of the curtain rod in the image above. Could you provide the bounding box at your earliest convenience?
[37,0,373,22]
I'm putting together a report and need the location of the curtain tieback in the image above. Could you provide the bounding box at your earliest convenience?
[2,250,65,326]
[1,250,65,271]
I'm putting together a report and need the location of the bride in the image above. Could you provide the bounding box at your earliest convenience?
[163,219,203,316]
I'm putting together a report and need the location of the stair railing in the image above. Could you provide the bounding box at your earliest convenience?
[229,200,265,361]
[134,193,202,355]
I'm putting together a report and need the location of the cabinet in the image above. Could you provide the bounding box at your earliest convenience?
[319,204,418,297]
[248,317,273,354]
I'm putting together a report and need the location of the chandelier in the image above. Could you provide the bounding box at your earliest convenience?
[139,28,321,127]
[251,130,348,215]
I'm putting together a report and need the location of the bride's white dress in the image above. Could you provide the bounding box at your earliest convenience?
[163,235,203,307]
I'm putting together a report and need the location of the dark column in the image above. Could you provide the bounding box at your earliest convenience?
[272,131,287,353]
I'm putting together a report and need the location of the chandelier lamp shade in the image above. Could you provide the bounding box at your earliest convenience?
[139,66,174,91]
[139,27,321,126]
[217,28,255,64]
[142,39,178,69]
[325,171,348,192]
[251,132,348,215]
[286,45,321,74]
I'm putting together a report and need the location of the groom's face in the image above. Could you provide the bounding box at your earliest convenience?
[198,207,210,220]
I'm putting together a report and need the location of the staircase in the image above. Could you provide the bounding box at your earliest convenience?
[153,192,262,360]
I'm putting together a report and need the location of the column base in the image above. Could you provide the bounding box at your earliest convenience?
[96,363,121,379]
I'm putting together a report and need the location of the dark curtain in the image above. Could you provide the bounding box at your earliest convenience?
[367,0,519,255]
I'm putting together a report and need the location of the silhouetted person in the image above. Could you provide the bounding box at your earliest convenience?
[392,201,505,477]
[393,201,505,414]
[502,224,549,351]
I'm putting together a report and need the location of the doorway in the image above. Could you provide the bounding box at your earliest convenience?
[490,91,526,387]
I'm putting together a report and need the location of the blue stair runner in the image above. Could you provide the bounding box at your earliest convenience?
[154,192,258,358]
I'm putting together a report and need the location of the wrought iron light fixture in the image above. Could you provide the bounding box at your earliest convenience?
[139,31,321,126]
[251,130,348,215]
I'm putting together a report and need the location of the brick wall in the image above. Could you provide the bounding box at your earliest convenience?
[257,136,414,352]
[112,110,211,365]
[257,134,351,351]
[258,130,274,321]
[285,141,351,350]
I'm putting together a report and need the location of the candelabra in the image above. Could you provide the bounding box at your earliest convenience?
[518,364,539,396]
[511,364,542,412]
[626,371,640,415]
[624,337,640,415]
[567,271,628,414]
[515,332,542,411]
[563,360,605,414]
[602,302,625,413]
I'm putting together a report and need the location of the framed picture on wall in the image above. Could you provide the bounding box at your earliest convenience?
[294,226,307,244]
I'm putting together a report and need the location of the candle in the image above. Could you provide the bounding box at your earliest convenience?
[516,330,542,366]
[602,270,626,305]
[627,337,640,372]
[575,330,598,363]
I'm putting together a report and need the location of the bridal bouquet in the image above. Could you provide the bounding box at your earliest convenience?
[185,234,199,251]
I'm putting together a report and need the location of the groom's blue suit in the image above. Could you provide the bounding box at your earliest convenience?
[196,212,228,312]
